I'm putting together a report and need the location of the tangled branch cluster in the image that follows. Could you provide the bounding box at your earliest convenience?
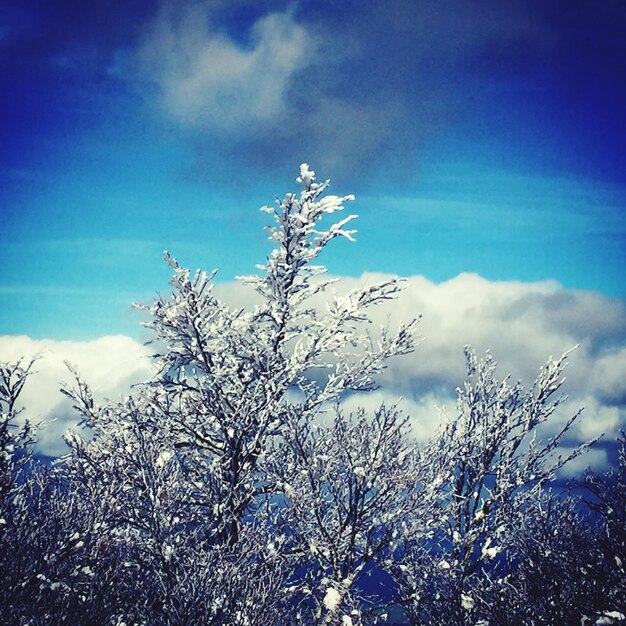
[1,166,624,626]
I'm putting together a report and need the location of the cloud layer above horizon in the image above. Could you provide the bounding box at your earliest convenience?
[2,272,624,470]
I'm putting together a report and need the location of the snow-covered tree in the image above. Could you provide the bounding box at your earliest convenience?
[53,164,417,623]
[56,374,289,625]
[483,491,620,625]
[581,431,626,622]
[2,164,616,625]
[0,358,36,508]
[114,163,416,544]
[269,404,431,625]
[392,347,593,625]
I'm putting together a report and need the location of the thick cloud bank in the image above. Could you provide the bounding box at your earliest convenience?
[2,274,624,468]
[0,335,154,456]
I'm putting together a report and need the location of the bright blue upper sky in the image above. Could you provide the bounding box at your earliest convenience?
[1,0,625,340]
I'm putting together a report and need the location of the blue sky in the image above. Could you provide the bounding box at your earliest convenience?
[1,0,626,464]
[1,0,625,340]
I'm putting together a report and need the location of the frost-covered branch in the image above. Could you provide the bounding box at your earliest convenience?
[392,347,593,625]
[126,164,418,545]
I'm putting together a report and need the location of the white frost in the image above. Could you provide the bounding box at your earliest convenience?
[297,163,316,186]
[596,612,626,625]
[323,586,341,612]
[156,450,173,468]
[461,593,475,611]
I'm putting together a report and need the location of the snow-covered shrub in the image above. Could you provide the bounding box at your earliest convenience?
[391,348,593,625]
[1,165,619,626]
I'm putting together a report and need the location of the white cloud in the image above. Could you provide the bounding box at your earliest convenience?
[294,272,626,466]
[2,272,625,467]
[358,272,626,397]
[590,347,626,405]
[572,399,622,441]
[337,389,451,442]
[0,335,154,455]
[138,3,311,133]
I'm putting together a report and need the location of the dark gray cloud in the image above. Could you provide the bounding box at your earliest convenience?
[124,0,626,185]
[131,0,549,181]
[2,0,625,183]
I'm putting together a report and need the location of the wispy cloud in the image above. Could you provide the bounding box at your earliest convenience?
[42,238,162,266]
[2,238,163,275]
[0,286,104,296]
[366,166,626,238]
[138,3,311,135]
[129,0,552,177]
